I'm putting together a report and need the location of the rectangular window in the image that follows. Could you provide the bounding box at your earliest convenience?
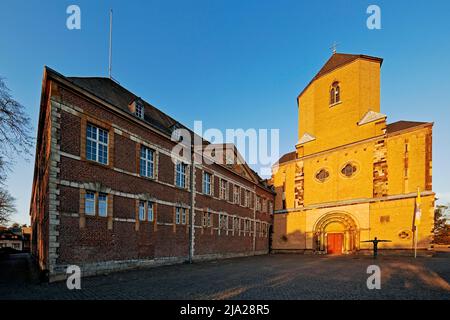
[219,214,228,230]
[256,196,261,211]
[202,211,212,227]
[233,217,240,232]
[140,146,154,178]
[244,190,250,207]
[175,207,187,225]
[262,198,267,213]
[135,103,144,119]
[175,207,181,224]
[219,179,227,200]
[86,124,108,165]
[85,191,96,215]
[98,193,108,217]
[181,208,187,224]
[234,186,240,204]
[203,172,212,195]
[147,202,154,222]
[139,201,146,221]
[269,201,273,214]
[176,162,187,188]
[202,211,208,227]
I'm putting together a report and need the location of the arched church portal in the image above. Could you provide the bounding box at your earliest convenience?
[313,212,359,254]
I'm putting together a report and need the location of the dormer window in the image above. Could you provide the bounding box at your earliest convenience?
[170,123,183,142]
[330,81,341,105]
[135,102,144,119]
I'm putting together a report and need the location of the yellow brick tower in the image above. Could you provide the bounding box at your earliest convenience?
[272,53,434,254]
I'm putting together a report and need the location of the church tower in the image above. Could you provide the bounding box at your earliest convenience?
[296,53,385,158]
[272,52,434,255]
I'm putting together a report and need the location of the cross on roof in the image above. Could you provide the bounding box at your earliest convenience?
[330,42,339,54]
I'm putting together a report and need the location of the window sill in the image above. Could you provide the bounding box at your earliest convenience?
[140,175,157,182]
[84,159,111,169]
[174,185,189,191]
[329,101,342,108]
[84,214,109,219]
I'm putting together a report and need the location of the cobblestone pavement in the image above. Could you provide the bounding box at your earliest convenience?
[1,253,450,300]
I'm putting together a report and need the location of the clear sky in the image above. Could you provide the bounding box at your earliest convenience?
[1,0,450,225]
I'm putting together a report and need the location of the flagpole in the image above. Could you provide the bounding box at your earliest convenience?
[414,225,418,258]
[108,9,113,79]
[414,187,421,259]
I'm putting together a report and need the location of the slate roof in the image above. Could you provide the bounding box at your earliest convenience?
[276,151,297,165]
[386,121,430,134]
[46,69,273,191]
[67,77,179,135]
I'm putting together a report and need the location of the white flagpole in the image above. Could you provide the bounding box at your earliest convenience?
[414,225,418,258]
[109,9,113,79]
[414,187,421,259]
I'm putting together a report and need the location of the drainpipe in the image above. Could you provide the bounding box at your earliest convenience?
[188,142,195,264]
[252,187,256,254]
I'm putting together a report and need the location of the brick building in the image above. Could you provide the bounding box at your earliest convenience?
[30,67,274,281]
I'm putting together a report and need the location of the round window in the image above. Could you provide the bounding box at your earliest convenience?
[398,230,411,240]
[315,169,330,182]
[341,163,357,177]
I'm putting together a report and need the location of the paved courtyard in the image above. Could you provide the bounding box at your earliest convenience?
[1,252,450,300]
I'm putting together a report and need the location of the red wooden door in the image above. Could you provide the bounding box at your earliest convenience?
[327,233,343,255]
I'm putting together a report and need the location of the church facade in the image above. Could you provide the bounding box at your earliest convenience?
[271,53,434,254]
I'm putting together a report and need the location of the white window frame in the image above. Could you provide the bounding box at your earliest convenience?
[219,179,227,200]
[175,207,181,224]
[135,102,144,119]
[233,217,240,232]
[139,200,146,221]
[98,193,108,217]
[203,172,212,195]
[140,146,155,178]
[202,210,212,227]
[256,196,261,211]
[219,214,228,231]
[86,124,108,165]
[176,162,187,188]
[244,190,250,207]
[85,191,96,216]
[262,198,267,213]
[234,186,240,204]
[181,208,187,225]
[147,202,154,222]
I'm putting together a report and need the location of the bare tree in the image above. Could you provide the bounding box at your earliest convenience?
[0,77,32,224]
[0,188,15,225]
[0,77,33,174]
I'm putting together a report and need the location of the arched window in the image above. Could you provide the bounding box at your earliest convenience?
[330,82,341,105]
[330,88,335,105]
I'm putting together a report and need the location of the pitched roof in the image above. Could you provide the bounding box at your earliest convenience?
[386,121,430,134]
[67,77,179,135]
[45,68,273,192]
[277,151,297,165]
[298,53,383,98]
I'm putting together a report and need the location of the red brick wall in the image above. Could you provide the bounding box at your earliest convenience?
[42,80,274,270]
[30,80,53,271]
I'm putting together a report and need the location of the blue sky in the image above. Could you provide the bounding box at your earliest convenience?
[1,0,450,225]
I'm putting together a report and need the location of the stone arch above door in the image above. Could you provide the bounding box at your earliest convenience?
[313,211,360,254]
